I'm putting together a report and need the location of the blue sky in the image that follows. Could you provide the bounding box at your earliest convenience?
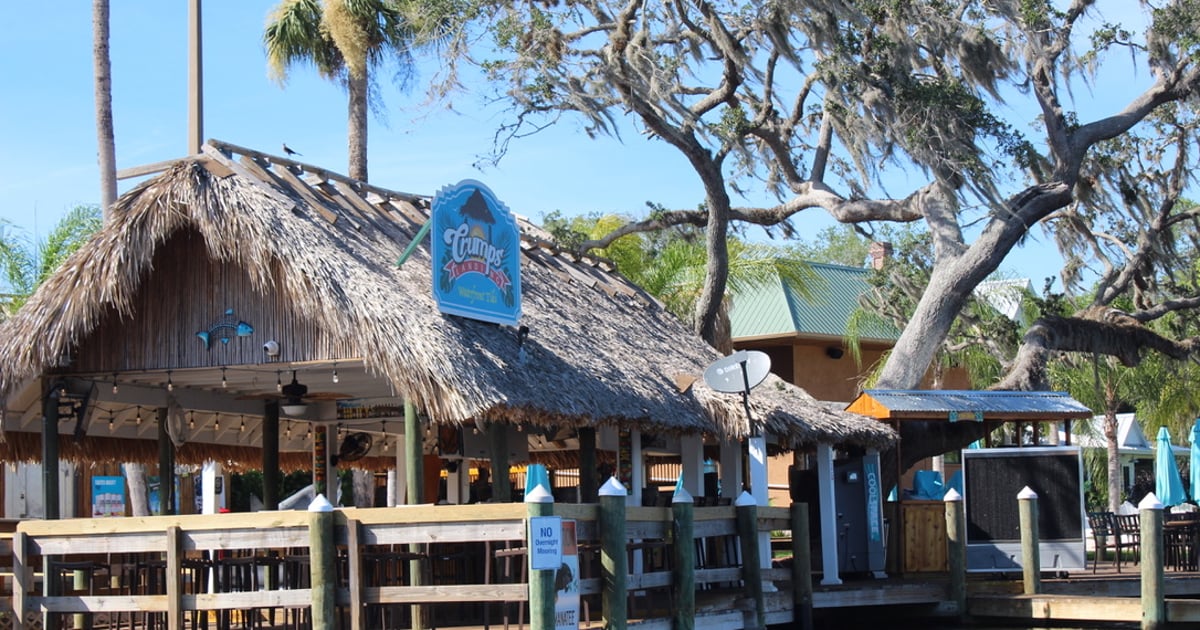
[0,2,1151,283]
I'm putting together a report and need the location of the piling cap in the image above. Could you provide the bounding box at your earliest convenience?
[598,476,628,497]
[735,491,757,507]
[308,494,334,512]
[943,488,962,502]
[672,485,694,504]
[1139,493,1164,511]
[1017,486,1038,500]
[524,484,554,504]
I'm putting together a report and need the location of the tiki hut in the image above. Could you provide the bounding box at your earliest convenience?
[0,140,894,480]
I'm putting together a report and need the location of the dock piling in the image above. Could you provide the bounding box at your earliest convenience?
[1018,486,1040,595]
[1140,494,1165,630]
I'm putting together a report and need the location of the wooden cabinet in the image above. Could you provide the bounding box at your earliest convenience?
[901,500,948,573]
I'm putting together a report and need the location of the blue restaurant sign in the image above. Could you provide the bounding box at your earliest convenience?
[432,180,522,326]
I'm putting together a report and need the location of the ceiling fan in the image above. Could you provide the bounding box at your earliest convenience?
[332,432,374,465]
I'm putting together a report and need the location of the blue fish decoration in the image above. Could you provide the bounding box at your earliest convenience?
[197,308,254,349]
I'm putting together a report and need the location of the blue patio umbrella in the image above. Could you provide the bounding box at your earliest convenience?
[1156,426,1188,507]
[1190,419,1200,502]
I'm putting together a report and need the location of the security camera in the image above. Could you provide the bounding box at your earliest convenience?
[263,340,280,357]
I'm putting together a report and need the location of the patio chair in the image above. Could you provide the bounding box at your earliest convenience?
[1115,513,1141,565]
[1086,511,1127,572]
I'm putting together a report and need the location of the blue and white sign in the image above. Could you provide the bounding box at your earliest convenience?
[432,180,522,326]
[529,515,563,570]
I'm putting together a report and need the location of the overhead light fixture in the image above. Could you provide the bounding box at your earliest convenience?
[282,403,308,416]
[281,371,309,416]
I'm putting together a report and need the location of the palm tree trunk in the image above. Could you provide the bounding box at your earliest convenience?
[93,0,117,218]
[348,69,368,181]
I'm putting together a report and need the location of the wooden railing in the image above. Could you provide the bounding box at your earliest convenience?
[11,501,795,629]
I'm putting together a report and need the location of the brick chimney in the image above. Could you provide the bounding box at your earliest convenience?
[869,241,893,270]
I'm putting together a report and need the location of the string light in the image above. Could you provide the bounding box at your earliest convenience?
[240,415,246,433]
[112,373,119,395]
[214,415,221,432]
[383,439,389,451]
[108,416,114,433]
[135,406,142,426]
[286,421,292,439]
[188,411,194,430]
[221,367,228,388]
[167,371,174,392]
[332,363,339,384]
[305,424,312,440]
[276,371,283,393]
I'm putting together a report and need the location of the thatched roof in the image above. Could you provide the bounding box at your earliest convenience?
[0,140,895,460]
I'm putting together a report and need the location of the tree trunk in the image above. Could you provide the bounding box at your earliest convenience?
[93,0,117,218]
[1104,407,1121,513]
[348,69,368,181]
[125,463,149,516]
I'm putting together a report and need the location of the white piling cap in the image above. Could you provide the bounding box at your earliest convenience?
[1017,486,1038,500]
[308,494,334,512]
[943,488,962,502]
[598,476,628,497]
[735,491,757,507]
[672,486,694,504]
[1139,493,1164,511]
[524,484,554,503]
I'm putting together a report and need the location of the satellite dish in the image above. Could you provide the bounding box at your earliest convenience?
[703,350,771,394]
[333,432,374,465]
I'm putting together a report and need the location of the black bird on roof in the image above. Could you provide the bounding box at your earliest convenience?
[282,143,301,157]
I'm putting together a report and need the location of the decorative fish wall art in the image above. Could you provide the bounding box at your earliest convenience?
[197,308,254,349]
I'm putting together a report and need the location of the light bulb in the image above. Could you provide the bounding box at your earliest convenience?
[240,417,246,432]
[214,417,220,431]
[167,371,174,392]
[221,367,228,388]
[108,417,114,433]
[332,369,339,384]
[276,371,282,392]
[135,408,142,426]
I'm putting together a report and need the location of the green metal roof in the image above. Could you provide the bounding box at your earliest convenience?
[730,261,899,342]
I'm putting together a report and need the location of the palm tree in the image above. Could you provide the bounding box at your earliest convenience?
[0,205,103,317]
[93,0,117,216]
[265,0,442,181]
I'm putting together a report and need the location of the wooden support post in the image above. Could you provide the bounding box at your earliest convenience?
[944,489,967,618]
[1141,495,1165,630]
[526,485,556,630]
[599,477,628,630]
[347,519,364,630]
[404,399,426,630]
[790,503,813,630]
[1018,486,1040,595]
[262,401,280,510]
[579,427,597,503]
[309,495,336,630]
[166,526,183,630]
[671,484,695,630]
[489,421,512,503]
[43,385,61,520]
[13,531,27,629]
[736,492,766,630]
[157,407,176,515]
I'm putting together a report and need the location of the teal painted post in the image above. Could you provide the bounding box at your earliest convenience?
[1141,495,1165,630]
[527,485,556,630]
[945,488,967,618]
[599,477,628,630]
[308,495,336,630]
[736,492,766,630]
[671,483,695,630]
[790,503,813,630]
[1018,486,1041,595]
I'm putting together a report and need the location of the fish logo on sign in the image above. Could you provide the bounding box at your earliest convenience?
[432,180,522,326]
